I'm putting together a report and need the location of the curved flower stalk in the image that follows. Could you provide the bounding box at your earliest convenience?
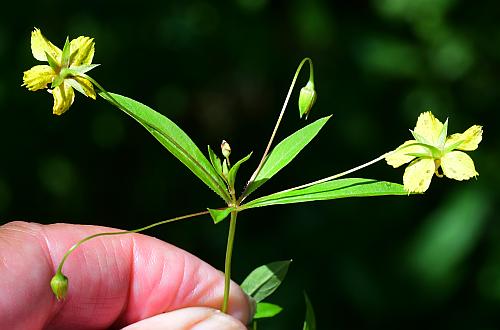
[22,28,98,115]
[386,111,482,193]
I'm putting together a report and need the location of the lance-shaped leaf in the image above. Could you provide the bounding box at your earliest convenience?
[253,302,283,319]
[208,145,224,180]
[303,293,316,330]
[241,260,291,303]
[208,207,234,224]
[242,178,407,210]
[100,92,231,202]
[228,152,252,189]
[244,116,331,198]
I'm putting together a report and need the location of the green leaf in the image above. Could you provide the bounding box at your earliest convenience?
[100,92,231,203]
[241,260,291,302]
[208,207,233,224]
[243,178,408,210]
[253,302,283,319]
[208,145,224,180]
[228,152,252,189]
[303,293,316,330]
[245,116,331,198]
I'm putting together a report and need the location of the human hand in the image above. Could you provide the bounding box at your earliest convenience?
[0,221,252,330]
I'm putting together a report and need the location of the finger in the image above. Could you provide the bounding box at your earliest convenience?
[121,307,247,330]
[0,221,251,330]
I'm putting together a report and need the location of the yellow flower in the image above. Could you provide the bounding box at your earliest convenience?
[22,28,97,115]
[386,111,482,193]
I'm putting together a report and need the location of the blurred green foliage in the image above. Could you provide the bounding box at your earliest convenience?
[1,0,499,328]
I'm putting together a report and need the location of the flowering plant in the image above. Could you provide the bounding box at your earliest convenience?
[23,28,482,329]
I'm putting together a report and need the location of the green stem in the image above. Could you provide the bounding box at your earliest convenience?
[56,210,209,275]
[239,58,314,203]
[222,210,238,313]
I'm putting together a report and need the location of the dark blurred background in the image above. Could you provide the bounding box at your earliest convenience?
[1,0,499,328]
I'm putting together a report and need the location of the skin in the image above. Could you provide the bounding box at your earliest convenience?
[0,221,252,330]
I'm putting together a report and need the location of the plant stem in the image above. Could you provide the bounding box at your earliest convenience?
[56,210,209,275]
[239,58,314,203]
[222,210,238,313]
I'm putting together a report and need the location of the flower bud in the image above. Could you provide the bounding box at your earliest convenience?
[50,272,68,301]
[221,140,231,159]
[298,81,317,120]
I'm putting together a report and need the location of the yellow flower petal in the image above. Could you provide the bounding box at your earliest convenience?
[414,111,443,145]
[31,28,62,63]
[441,151,478,181]
[403,158,435,193]
[445,125,483,151]
[52,83,75,115]
[385,140,429,168]
[22,65,55,91]
[70,36,95,66]
[68,77,96,99]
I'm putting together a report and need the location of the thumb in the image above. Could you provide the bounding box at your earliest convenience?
[121,307,247,330]
[0,221,252,329]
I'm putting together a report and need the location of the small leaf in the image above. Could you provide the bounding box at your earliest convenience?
[253,302,283,319]
[245,116,331,198]
[241,260,291,302]
[228,152,252,189]
[302,293,316,330]
[208,207,233,224]
[243,178,408,210]
[208,145,224,180]
[99,92,231,203]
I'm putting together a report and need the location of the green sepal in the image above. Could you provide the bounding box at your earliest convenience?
[66,78,86,95]
[399,141,442,159]
[410,129,431,145]
[51,76,64,88]
[45,51,59,71]
[443,139,464,153]
[67,64,100,75]
[253,302,283,319]
[208,207,234,224]
[437,118,449,149]
[222,159,229,179]
[228,152,252,189]
[61,37,71,68]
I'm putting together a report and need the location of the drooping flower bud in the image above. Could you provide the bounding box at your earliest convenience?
[298,81,317,120]
[50,272,69,301]
[221,140,231,159]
